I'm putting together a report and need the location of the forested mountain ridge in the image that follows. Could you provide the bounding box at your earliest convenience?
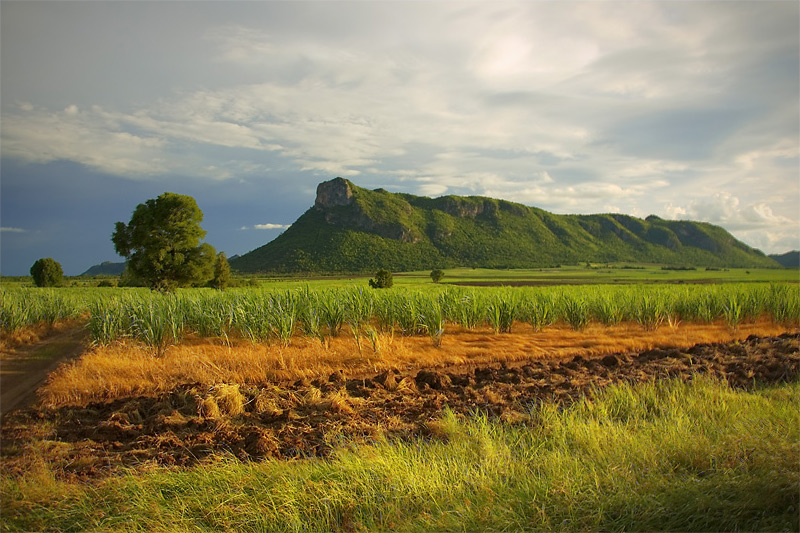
[230,178,779,273]
[769,251,800,268]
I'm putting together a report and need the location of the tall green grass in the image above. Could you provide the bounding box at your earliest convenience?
[3,283,799,347]
[2,377,797,531]
[0,288,88,332]
[486,290,521,333]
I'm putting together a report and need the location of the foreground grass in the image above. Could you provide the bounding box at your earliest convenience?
[3,376,798,532]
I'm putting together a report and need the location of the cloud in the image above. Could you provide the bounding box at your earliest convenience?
[0,227,27,233]
[4,3,796,191]
[1,104,168,176]
[481,177,670,214]
[254,223,289,230]
[1,1,796,256]
[665,193,799,254]
[417,183,449,197]
[667,193,794,231]
[240,223,290,231]
[0,102,283,180]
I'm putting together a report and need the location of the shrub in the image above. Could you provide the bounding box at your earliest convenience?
[369,269,394,289]
[30,258,64,287]
[430,269,445,283]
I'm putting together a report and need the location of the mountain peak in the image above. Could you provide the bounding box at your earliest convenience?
[315,177,355,210]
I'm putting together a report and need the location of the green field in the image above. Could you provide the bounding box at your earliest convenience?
[236,264,800,289]
[395,265,800,286]
[2,264,798,290]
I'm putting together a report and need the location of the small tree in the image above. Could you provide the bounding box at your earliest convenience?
[369,269,394,289]
[112,192,216,292]
[211,252,231,290]
[430,269,445,283]
[30,257,64,287]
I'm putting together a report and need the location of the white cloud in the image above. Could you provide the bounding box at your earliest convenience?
[0,227,26,233]
[617,160,689,179]
[665,193,799,254]
[417,183,449,197]
[478,173,671,215]
[665,204,688,219]
[248,223,290,230]
[1,105,168,176]
[668,193,795,231]
[733,139,798,171]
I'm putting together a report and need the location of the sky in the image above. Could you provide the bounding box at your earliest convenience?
[1,1,798,276]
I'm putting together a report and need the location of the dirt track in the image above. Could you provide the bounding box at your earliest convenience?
[0,328,87,418]
[1,332,797,480]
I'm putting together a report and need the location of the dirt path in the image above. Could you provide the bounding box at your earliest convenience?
[0,327,87,418]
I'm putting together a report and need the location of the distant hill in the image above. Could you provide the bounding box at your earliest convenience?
[81,261,126,276]
[769,251,800,268]
[230,178,779,273]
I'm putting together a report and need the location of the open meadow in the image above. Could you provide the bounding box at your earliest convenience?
[1,268,799,531]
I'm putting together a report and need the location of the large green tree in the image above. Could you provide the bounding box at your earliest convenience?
[30,257,64,287]
[112,192,216,292]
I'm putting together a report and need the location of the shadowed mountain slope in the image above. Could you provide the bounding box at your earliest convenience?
[769,251,800,268]
[80,261,126,276]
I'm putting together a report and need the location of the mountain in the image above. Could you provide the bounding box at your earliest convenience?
[769,251,800,268]
[230,178,779,273]
[81,261,126,276]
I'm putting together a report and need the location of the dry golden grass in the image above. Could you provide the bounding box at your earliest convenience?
[39,318,794,409]
[0,319,85,356]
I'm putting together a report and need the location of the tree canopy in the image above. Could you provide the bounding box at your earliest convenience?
[211,252,231,290]
[30,257,64,287]
[112,192,216,292]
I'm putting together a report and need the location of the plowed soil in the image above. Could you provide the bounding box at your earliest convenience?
[2,333,797,481]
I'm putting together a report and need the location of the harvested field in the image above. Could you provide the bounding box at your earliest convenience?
[37,319,791,408]
[2,332,797,480]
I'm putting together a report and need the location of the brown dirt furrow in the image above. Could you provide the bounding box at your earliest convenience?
[1,333,797,480]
